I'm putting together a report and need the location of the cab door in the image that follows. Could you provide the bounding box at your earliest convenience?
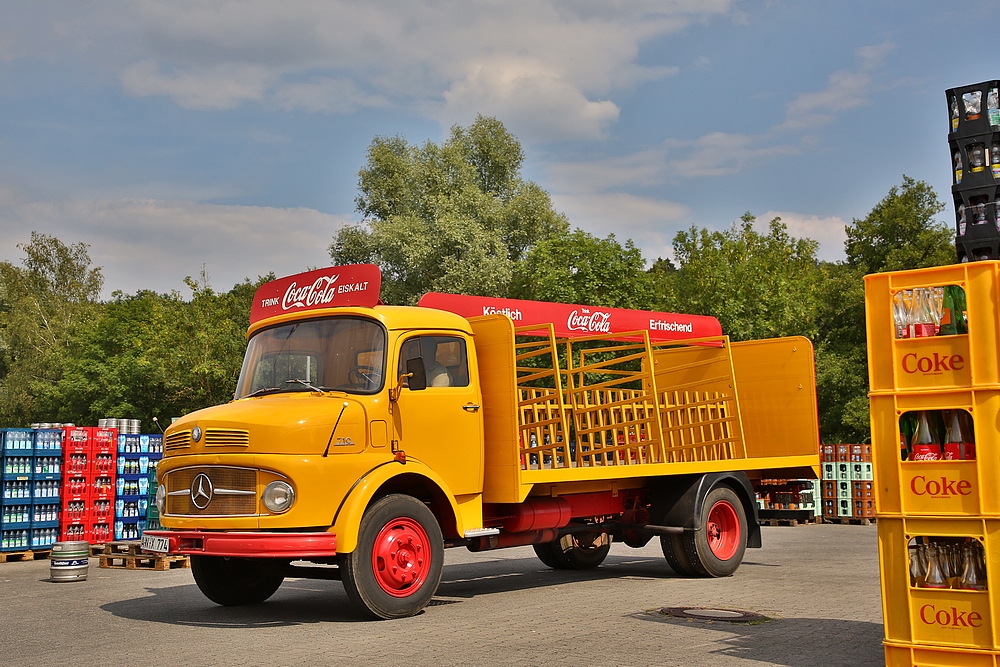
[393,333,483,495]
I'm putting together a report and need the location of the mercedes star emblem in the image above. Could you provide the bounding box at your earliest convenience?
[190,473,214,509]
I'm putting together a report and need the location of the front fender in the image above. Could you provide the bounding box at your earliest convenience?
[331,457,467,554]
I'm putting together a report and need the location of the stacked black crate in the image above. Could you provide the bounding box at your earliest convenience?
[947,81,1000,262]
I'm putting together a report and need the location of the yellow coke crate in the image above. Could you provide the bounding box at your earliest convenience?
[879,516,999,650]
[865,262,1000,394]
[885,640,1000,666]
[870,390,1000,517]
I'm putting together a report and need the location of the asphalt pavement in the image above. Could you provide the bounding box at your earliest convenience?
[0,523,883,666]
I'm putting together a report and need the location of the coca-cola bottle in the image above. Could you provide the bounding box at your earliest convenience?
[920,544,950,589]
[943,409,975,460]
[909,542,926,586]
[899,412,917,460]
[960,542,987,591]
[911,411,942,461]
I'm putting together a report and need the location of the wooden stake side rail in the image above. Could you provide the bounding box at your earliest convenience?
[513,326,746,472]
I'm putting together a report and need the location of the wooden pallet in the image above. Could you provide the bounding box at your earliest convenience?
[760,515,823,527]
[99,553,190,571]
[823,516,876,526]
[90,544,105,557]
[103,540,144,557]
[0,549,51,563]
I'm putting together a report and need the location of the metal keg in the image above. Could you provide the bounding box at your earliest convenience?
[49,541,90,582]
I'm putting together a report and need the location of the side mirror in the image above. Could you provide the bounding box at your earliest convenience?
[406,357,427,391]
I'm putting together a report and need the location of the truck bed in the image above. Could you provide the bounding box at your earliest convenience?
[469,315,820,504]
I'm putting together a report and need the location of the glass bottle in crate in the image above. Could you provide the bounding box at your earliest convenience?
[943,409,975,460]
[954,151,963,184]
[993,142,1000,180]
[920,544,949,589]
[910,411,942,461]
[970,143,986,173]
[965,91,983,120]
[960,542,987,591]
[951,94,961,131]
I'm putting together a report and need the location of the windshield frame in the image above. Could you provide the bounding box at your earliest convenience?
[234,314,388,399]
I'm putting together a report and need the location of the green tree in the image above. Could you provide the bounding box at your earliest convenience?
[845,175,952,272]
[816,175,953,443]
[662,213,820,341]
[0,232,103,425]
[511,229,653,308]
[332,115,568,304]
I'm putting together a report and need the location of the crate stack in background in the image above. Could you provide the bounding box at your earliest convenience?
[61,426,118,544]
[753,478,817,525]
[1,428,61,552]
[947,81,1000,263]
[819,443,875,523]
[115,433,162,541]
[865,262,1000,665]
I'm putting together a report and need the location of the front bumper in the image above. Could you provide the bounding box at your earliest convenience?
[142,530,337,558]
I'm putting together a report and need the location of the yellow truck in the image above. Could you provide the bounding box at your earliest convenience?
[141,264,820,619]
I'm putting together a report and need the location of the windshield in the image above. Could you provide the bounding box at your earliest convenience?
[234,316,387,398]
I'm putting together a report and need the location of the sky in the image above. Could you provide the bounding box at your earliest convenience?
[1,1,998,299]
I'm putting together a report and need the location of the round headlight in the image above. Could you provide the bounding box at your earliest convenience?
[155,483,166,514]
[262,481,294,513]
[191,426,202,442]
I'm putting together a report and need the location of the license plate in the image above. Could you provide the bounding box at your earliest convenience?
[141,534,170,554]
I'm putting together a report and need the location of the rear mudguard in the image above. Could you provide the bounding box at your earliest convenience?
[652,472,762,548]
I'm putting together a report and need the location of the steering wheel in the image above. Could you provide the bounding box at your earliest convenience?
[347,365,381,388]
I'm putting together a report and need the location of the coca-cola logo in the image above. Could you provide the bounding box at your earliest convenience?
[282,274,340,310]
[901,352,965,375]
[919,604,983,628]
[910,475,973,497]
[567,308,612,334]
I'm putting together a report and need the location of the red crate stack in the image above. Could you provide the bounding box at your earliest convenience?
[60,427,117,543]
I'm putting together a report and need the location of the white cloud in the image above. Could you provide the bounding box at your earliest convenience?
[758,210,848,262]
[0,196,348,298]
[3,1,733,140]
[782,41,895,131]
[665,132,799,177]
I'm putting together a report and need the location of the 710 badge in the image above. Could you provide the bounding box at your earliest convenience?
[141,534,170,553]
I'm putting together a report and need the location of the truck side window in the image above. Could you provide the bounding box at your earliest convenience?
[398,336,469,388]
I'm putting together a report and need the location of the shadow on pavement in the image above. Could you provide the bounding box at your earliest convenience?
[631,610,885,666]
[100,553,691,627]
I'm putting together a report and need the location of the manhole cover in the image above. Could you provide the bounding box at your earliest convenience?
[658,607,769,623]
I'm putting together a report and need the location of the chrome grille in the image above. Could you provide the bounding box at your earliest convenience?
[164,466,257,516]
[164,430,191,451]
[204,428,250,448]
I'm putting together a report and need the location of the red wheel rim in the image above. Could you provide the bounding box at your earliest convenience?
[706,500,741,561]
[371,517,431,598]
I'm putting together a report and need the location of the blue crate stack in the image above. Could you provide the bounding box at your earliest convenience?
[1,428,61,551]
[115,433,163,540]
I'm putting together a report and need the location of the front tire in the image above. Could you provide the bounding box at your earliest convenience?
[341,494,444,619]
[681,486,748,577]
[190,556,285,606]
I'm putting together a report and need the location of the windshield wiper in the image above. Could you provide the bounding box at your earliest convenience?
[286,378,326,393]
[244,386,284,398]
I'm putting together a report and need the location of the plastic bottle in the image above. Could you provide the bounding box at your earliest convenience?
[989,87,1000,127]
[952,94,961,131]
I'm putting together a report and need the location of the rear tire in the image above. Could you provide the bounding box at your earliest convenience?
[533,532,611,570]
[190,556,285,606]
[340,494,444,619]
[681,486,747,577]
[660,533,697,576]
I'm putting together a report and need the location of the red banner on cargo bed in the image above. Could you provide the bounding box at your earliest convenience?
[250,264,381,325]
[417,293,722,341]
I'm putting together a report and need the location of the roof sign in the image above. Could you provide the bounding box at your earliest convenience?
[250,264,381,325]
[417,292,722,341]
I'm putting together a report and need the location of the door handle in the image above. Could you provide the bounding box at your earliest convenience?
[462,404,481,412]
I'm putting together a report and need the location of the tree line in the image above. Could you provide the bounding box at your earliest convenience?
[0,116,954,442]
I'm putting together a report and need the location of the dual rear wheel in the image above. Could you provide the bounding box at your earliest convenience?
[661,486,748,577]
